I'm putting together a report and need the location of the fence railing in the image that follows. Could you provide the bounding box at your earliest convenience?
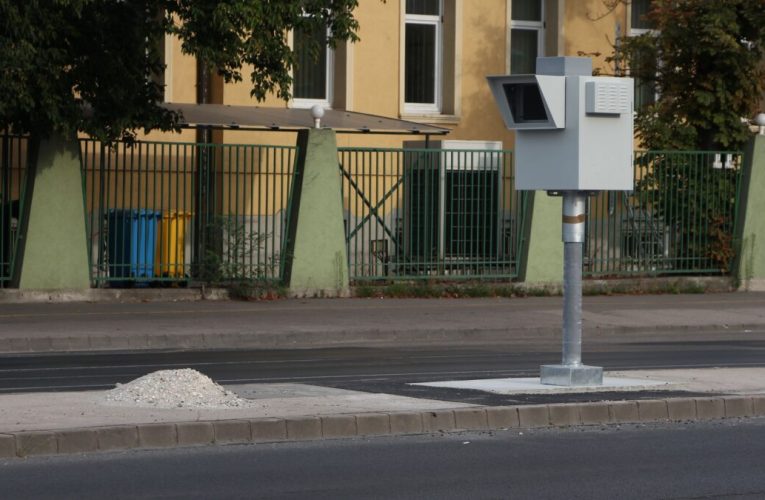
[0,135,28,287]
[80,140,297,286]
[0,138,746,288]
[585,150,743,276]
[338,147,526,282]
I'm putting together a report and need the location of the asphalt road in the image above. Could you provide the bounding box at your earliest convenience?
[2,418,764,499]
[0,336,763,404]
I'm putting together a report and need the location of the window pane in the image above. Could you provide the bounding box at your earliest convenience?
[511,29,538,74]
[631,0,654,30]
[512,0,542,22]
[406,0,440,16]
[632,46,657,110]
[635,79,656,110]
[294,25,327,100]
[405,23,436,104]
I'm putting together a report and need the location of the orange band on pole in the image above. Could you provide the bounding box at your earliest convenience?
[562,214,586,224]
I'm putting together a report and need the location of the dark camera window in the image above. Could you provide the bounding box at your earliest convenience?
[504,83,547,122]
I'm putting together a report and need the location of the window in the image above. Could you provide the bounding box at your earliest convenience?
[631,0,654,31]
[630,0,658,111]
[292,23,333,108]
[404,0,442,114]
[510,0,544,74]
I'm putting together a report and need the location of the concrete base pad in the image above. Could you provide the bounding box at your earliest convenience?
[540,364,603,386]
[412,376,670,395]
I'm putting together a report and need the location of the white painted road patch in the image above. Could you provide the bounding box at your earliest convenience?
[411,376,671,395]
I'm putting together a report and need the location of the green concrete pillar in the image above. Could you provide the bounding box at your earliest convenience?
[734,134,765,291]
[518,191,563,284]
[283,129,349,297]
[12,134,90,289]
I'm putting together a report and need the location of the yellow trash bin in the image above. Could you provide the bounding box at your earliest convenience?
[155,211,193,278]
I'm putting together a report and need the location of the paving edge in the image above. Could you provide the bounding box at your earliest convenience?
[1,395,763,459]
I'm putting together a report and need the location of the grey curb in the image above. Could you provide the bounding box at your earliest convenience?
[696,397,725,419]
[579,402,611,425]
[176,422,214,446]
[666,398,697,421]
[1,396,762,459]
[356,413,391,436]
[548,404,581,427]
[637,400,669,422]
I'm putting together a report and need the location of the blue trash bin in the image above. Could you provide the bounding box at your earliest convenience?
[107,209,161,283]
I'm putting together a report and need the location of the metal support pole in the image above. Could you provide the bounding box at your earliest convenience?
[562,241,582,366]
[540,191,602,386]
[561,192,584,366]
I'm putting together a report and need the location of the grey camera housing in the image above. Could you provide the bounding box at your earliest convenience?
[487,57,634,191]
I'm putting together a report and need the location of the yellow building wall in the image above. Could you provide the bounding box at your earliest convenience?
[135,1,629,149]
[449,0,513,146]
[563,0,627,75]
[100,1,632,219]
[352,0,401,119]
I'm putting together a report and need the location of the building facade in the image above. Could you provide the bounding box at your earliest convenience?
[154,0,641,149]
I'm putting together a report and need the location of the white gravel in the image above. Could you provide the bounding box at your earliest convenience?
[103,369,255,409]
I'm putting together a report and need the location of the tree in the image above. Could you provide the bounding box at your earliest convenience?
[606,0,765,272]
[0,0,362,143]
[610,0,765,151]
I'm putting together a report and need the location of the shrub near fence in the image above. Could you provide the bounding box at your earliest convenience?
[585,150,742,277]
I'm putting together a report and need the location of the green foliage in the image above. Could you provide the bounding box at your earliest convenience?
[606,2,759,274]
[610,0,765,151]
[634,152,740,272]
[170,0,361,102]
[0,0,362,142]
[196,215,273,284]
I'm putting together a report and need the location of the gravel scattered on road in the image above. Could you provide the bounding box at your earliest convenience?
[103,369,255,409]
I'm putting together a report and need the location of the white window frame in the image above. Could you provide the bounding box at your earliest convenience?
[403,0,443,115]
[290,24,335,109]
[509,0,545,74]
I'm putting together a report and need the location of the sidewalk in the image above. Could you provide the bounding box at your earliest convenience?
[1,292,764,459]
[0,367,763,459]
[0,292,764,353]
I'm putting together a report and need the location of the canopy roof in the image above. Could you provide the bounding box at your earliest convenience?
[162,103,450,136]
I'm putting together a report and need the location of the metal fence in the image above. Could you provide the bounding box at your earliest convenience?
[585,150,743,276]
[338,147,526,282]
[0,135,28,287]
[0,138,746,288]
[80,140,297,286]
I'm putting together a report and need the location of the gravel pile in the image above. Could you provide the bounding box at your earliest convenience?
[103,369,254,409]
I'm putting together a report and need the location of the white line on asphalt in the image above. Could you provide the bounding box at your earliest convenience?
[0,358,365,373]
[215,362,765,383]
[0,383,115,392]
[0,353,540,374]
[1,362,764,392]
